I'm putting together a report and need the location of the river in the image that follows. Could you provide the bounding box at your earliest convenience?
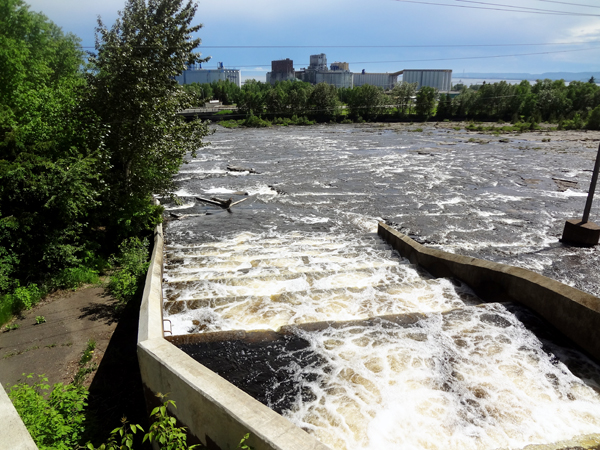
[162,123,600,450]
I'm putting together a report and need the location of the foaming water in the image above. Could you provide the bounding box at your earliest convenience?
[163,124,600,449]
[279,304,600,450]
[164,231,478,335]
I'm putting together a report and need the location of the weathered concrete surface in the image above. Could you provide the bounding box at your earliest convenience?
[138,223,165,343]
[0,383,37,450]
[378,221,600,361]
[138,220,331,450]
[561,218,600,246]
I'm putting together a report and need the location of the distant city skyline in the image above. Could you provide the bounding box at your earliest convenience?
[26,0,600,81]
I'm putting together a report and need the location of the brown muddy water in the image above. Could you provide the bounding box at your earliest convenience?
[162,124,600,450]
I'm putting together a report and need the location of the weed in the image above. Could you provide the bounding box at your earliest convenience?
[45,343,57,348]
[35,316,46,324]
[408,128,423,132]
[453,126,461,131]
[73,339,97,386]
[108,237,150,310]
[9,374,88,449]
[62,342,73,347]
[53,267,100,291]
[4,323,19,332]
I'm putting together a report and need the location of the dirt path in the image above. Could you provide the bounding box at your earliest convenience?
[0,286,149,444]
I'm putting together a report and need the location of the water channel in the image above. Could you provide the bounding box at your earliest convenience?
[162,123,600,450]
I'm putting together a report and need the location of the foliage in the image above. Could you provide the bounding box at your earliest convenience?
[587,105,600,130]
[143,396,200,450]
[4,322,19,331]
[390,82,416,116]
[87,417,144,450]
[35,315,46,324]
[73,339,97,386]
[108,237,150,308]
[87,0,210,242]
[9,374,88,450]
[347,84,385,121]
[0,0,101,295]
[309,83,339,121]
[237,433,254,450]
[415,86,438,119]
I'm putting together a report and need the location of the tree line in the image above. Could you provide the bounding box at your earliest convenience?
[0,0,209,322]
[184,77,600,129]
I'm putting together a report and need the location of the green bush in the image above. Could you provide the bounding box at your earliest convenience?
[243,115,272,128]
[9,374,88,450]
[53,267,100,291]
[586,105,600,130]
[108,237,150,308]
[12,284,43,311]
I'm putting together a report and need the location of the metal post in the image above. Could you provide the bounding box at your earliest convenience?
[582,143,600,223]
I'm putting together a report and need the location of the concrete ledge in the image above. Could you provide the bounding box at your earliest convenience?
[378,222,600,361]
[0,383,38,450]
[139,338,330,450]
[138,218,331,450]
[138,222,165,343]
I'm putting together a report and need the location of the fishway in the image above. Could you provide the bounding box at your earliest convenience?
[162,229,600,450]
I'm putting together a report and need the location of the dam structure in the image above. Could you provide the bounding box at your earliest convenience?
[138,124,600,450]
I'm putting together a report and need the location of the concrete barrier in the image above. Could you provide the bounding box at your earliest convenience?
[378,222,600,361]
[0,382,38,450]
[137,222,331,450]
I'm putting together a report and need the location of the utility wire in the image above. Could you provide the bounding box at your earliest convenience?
[78,41,599,49]
[536,0,600,9]
[394,0,600,16]
[198,42,599,48]
[224,46,600,69]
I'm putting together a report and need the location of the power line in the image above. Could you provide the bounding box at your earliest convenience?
[453,0,597,14]
[536,0,600,9]
[394,0,600,16]
[198,42,599,48]
[225,46,600,69]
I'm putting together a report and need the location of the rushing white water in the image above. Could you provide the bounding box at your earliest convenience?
[163,124,600,449]
[283,304,600,450]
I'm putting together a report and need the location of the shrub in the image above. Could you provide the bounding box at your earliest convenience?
[243,115,272,128]
[12,284,43,311]
[108,237,150,308]
[9,374,88,450]
[53,267,100,291]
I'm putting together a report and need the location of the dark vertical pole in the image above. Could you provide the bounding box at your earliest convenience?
[582,143,600,223]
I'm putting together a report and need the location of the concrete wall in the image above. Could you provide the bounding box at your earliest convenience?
[402,69,452,91]
[175,69,242,88]
[0,383,38,450]
[353,73,397,89]
[137,221,331,450]
[378,222,600,361]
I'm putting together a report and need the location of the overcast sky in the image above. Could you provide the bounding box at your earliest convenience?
[26,0,600,81]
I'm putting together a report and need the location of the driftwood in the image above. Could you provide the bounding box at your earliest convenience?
[229,197,249,207]
[195,196,230,207]
[227,165,259,174]
[195,196,250,209]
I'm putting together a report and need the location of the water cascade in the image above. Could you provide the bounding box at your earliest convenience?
[163,125,600,449]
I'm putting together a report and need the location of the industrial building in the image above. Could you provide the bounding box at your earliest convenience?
[267,54,452,91]
[266,59,296,84]
[402,69,452,92]
[175,63,241,88]
[353,70,403,90]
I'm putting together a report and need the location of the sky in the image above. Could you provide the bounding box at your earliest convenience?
[25,0,600,82]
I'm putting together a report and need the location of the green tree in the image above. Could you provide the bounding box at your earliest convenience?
[390,82,416,116]
[87,0,210,240]
[436,93,453,120]
[0,0,101,290]
[347,84,385,120]
[415,86,437,120]
[308,82,339,121]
